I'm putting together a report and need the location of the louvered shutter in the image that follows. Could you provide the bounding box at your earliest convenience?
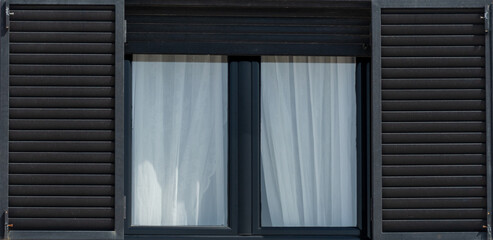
[372,1,492,239]
[125,0,371,56]
[0,0,124,239]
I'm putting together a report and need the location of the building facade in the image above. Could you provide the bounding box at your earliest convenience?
[0,0,490,240]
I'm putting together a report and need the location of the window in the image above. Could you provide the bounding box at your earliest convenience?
[260,56,357,227]
[125,54,369,237]
[131,55,228,227]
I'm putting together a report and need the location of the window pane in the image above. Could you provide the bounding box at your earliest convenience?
[131,54,228,226]
[260,56,357,227]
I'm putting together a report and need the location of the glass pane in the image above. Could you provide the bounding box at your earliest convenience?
[131,54,228,226]
[260,56,357,227]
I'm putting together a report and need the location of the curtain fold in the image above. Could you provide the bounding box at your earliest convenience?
[131,54,228,226]
[260,56,357,227]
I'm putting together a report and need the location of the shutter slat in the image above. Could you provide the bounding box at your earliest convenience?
[127,42,367,56]
[383,209,485,219]
[11,21,114,32]
[381,14,483,24]
[10,108,114,119]
[10,10,114,21]
[9,207,114,218]
[10,130,114,141]
[8,218,114,230]
[10,87,115,97]
[383,197,486,209]
[382,111,485,122]
[9,196,114,207]
[382,122,485,132]
[8,4,117,231]
[11,6,114,10]
[10,54,115,64]
[381,36,485,46]
[383,187,486,198]
[382,9,482,14]
[11,43,114,54]
[125,15,370,25]
[382,68,484,78]
[9,119,114,130]
[383,176,485,187]
[382,133,485,143]
[381,46,485,57]
[381,24,484,35]
[382,154,485,165]
[382,220,485,232]
[382,165,485,176]
[126,5,370,18]
[382,57,485,67]
[382,144,485,154]
[127,32,370,44]
[10,76,115,86]
[382,79,484,89]
[382,100,484,111]
[10,185,114,196]
[382,90,485,100]
[128,23,369,35]
[10,65,114,75]
[9,141,114,152]
[10,152,114,163]
[10,174,114,185]
[10,32,115,43]
[10,98,114,108]
[9,163,114,174]
[125,0,371,9]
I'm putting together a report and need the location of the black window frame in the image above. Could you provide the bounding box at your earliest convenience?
[123,54,371,239]
[123,55,239,236]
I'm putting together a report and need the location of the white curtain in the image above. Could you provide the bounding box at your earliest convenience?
[260,56,357,227]
[131,54,228,226]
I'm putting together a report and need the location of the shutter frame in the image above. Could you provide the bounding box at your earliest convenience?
[0,0,124,239]
[0,0,10,239]
[372,0,492,240]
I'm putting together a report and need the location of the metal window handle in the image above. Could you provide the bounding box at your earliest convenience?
[5,6,13,16]
[482,6,490,33]
[4,210,12,239]
[4,4,12,29]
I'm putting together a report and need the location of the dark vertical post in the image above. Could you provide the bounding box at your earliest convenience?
[123,57,132,232]
[234,58,253,235]
[365,60,372,240]
[356,60,363,231]
[114,0,125,238]
[250,59,260,234]
[0,0,9,238]
[486,3,492,240]
[228,57,239,234]
[371,1,383,239]
[357,58,372,240]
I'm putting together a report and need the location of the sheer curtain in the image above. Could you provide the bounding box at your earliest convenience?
[260,56,357,227]
[131,54,228,226]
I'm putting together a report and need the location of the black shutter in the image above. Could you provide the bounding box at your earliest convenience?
[1,1,124,238]
[372,1,491,239]
[125,0,370,56]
